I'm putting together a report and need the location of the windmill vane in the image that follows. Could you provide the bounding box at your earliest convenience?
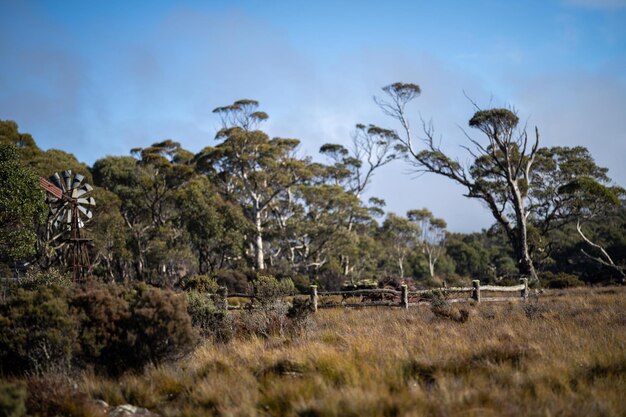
[39,169,96,282]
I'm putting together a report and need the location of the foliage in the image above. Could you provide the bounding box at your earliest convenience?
[0,284,77,375]
[71,283,198,375]
[254,275,295,306]
[0,381,26,417]
[0,143,46,264]
[2,100,624,286]
[16,268,71,290]
[185,290,233,341]
[213,269,252,293]
[178,274,220,293]
[25,375,104,417]
[542,271,585,289]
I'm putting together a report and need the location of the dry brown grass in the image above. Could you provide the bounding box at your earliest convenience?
[78,287,626,417]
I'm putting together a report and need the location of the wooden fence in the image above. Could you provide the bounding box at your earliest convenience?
[221,278,530,312]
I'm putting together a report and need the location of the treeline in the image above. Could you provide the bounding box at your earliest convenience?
[1,91,625,289]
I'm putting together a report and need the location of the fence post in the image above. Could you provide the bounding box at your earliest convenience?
[216,287,229,311]
[520,278,529,300]
[400,284,408,309]
[310,285,318,313]
[472,280,481,302]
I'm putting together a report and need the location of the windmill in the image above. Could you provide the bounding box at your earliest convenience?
[39,170,96,281]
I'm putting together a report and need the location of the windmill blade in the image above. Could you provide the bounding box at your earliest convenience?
[77,197,96,206]
[76,183,93,198]
[78,219,85,228]
[62,170,72,191]
[50,206,66,223]
[71,173,85,190]
[78,205,93,220]
[71,188,79,199]
[50,172,65,191]
[66,209,72,224]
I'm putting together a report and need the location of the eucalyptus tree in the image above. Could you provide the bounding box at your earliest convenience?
[196,100,311,270]
[407,208,447,279]
[93,140,196,282]
[379,213,421,278]
[318,124,399,276]
[375,82,618,282]
[176,175,249,274]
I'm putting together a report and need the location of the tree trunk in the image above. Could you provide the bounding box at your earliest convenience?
[428,252,435,279]
[254,210,265,270]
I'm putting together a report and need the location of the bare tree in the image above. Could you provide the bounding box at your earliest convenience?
[376,83,540,281]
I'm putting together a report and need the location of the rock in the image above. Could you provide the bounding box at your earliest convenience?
[108,404,160,417]
[93,399,109,409]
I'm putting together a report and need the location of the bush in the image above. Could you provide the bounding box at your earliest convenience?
[0,381,26,417]
[254,275,295,306]
[291,274,312,293]
[0,285,77,375]
[286,298,314,335]
[25,375,104,417]
[71,283,198,375]
[430,295,470,323]
[178,274,220,293]
[543,272,585,289]
[16,268,71,291]
[235,275,295,338]
[213,269,251,293]
[185,291,233,342]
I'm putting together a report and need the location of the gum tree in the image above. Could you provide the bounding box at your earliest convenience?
[375,82,618,282]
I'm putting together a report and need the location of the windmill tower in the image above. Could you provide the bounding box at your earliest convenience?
[39,170,96,282]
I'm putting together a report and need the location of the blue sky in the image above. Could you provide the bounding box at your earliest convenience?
[1,0,625,232]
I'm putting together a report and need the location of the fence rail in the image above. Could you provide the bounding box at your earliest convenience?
[219,278,529,312]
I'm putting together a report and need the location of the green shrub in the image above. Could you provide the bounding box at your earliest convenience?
[0,285,77,375]
[543,272,585,289]
[15,268,71,291]
[235,275,300,338]
[0,381,26,417]
[254,275,295,306]
[185,291,233,342]
[178,274,220,293]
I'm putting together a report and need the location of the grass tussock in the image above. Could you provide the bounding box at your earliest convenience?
[7,287,626,417]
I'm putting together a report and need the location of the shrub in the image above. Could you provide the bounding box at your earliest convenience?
[71,283,198,375]
[430,295,470,323]
[25,375,104,417]
[254,275,295,306]
[16,268,71,291]
[291,274,312,293]
[234,275,295,338]
[286,298,314,335]
[0,381,26,417]
[213,269,251,293]
[0,285,77,375]
[178,274,220,293]
[185,290,233,342]
[71,283,132,373]
[543,272,585,289]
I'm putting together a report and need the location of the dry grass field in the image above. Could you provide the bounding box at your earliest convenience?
[72,287,626,417]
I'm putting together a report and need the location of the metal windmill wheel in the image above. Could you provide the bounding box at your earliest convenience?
[39,170,96,281]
